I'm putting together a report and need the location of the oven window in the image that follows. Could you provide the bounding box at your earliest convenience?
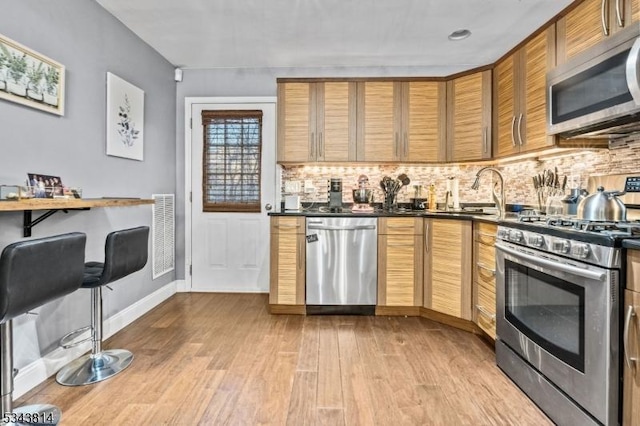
[551,49,633,124]
[504,259,585,372]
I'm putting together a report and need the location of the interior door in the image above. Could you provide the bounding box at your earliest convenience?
[191,100,276,292]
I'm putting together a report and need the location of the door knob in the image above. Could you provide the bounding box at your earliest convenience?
[265,203,272,211]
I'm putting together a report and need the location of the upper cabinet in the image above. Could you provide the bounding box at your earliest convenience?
[446,70,492,162]
[277,81,356,163]
[557,0,640,64]
[357,81,446,162]
[495,27,556,157]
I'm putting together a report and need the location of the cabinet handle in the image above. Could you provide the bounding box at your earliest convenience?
[395,133,400,159]
[274,224,301,228]
[298,238,303,270]
[476,262,496,276]
[387,224,415,229]
[510,115,517,147]
[476,305,496,322]
[425,221,431,253]
[483,127,488,154]
[624,304,638,369]
[404,133,408,158]
[319,132,324,158]
[616,0,624,27]
[387,242,413,247]
[310,132,316,160]
[602,0,610,36]
[516,113,524,146]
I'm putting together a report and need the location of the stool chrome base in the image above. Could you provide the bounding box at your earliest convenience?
[1,403,61,425]
[55,349,133,386]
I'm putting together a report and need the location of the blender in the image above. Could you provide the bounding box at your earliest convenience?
[351,175,374,213]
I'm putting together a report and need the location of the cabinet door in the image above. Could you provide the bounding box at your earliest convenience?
[316,82,356,162]
[357,82,397,161]
[269,217,305,305]
[378,218,423,307]
[405,81,447,162]
[277,83,312,162]
[447,71,492,161]
[631,0,640,25]
[558,0,608,63]
[424,219,472,319]
[522,28,555,152]
[495,55,519,157]
[623,289,640,425]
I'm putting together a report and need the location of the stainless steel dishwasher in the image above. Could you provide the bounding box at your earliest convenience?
[305,217,377,314]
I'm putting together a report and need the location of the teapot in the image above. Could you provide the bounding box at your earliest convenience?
[577,186,627,221]
[561,188,588,216]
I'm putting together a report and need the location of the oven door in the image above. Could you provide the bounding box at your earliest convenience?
[495,241,619,425]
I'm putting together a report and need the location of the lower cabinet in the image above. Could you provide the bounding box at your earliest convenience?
[472,222,497,339]
[377,217,423,307]
[269,216,305,308]
[423,218,473,320]
[624,250,640,424]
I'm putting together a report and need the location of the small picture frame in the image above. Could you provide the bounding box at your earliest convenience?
[27,173,63,198]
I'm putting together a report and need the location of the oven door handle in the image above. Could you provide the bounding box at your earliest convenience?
[495,243,606,281]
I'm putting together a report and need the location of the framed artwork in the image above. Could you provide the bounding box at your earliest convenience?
[106,72,144,161]
[0,33,65,115]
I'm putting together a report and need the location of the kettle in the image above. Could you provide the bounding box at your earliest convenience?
[561,188,588,216]
[577,186,627,221]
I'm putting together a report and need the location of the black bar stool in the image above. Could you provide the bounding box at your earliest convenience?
[0,233,86,426]
[56,226,149,386]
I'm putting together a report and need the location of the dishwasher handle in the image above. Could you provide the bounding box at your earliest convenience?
[307,225,377,231]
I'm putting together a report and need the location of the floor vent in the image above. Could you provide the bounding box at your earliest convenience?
[152,194,175,279]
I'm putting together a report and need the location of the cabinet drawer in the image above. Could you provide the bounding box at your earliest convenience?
[271,217,305,234]
[628,250,640,293]
[476,280,496,339]
[474,222,497,245]
[379,217,422,235]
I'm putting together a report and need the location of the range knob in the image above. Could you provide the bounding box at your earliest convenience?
[528,235,544,248]
[497,229,510,240]
[510,231,524,243]
[552,239,571,254]
[571,243,590,259]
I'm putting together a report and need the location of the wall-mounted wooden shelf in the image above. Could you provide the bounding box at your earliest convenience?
[0,198,154,237]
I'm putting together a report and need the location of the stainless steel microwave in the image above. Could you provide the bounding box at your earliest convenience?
[547,22,640,139]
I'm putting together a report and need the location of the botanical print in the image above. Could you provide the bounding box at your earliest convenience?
[0,33,65,115]
[106,72,144,161]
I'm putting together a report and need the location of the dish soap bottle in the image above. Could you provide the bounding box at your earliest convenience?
[428,184,436,211]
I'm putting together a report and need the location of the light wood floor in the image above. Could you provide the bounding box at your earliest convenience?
[17,293,551,425]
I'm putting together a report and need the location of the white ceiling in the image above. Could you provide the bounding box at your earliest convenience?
[96,0,574,75]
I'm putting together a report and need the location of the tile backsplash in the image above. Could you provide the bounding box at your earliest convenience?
[280,139,640,209]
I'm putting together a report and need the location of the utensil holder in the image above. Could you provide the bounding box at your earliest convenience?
[383,193,397,211]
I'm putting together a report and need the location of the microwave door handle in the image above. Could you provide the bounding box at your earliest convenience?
[626,37,640,104]
[495,243,606,281]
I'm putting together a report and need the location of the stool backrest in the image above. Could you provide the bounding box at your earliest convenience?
[100,226,149,285]
[0,232,86,323]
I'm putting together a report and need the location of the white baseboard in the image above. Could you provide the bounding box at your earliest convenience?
[175,279,188,292]
[13,280,178,399]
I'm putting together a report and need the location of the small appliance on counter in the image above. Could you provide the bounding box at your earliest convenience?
[284,194,301,211]
[328,178,343,212]
[410,184,427,210]
[352,175,374,213]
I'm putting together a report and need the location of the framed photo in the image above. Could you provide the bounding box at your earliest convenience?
[106,72,144,161]
[0,33,65,115]
[27,173,63,198]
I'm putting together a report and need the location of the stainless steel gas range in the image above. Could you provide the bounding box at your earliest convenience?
[495,216,640,426]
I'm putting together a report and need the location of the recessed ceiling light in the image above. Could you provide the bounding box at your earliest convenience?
[448,29,471,41]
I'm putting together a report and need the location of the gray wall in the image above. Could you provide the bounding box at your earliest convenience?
[0,1,176,368]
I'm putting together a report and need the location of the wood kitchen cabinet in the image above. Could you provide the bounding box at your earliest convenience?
[624,249,640,424]
[356,81,396,162]
[423,218,473,320]
[494,27,556,157]
[557,0,640,64]
[277,81,356,163]
[472,222,497,339]
[269,216,305,312]
[446,71,492,162]
[378,217,424,307]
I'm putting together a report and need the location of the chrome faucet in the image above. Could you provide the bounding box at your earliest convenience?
[471,167,506,219]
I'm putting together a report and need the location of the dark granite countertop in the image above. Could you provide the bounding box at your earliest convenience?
[623,239,640,250]
[268,207,501,223]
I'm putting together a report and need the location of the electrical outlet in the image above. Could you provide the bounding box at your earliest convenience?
[304,179,315,193]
